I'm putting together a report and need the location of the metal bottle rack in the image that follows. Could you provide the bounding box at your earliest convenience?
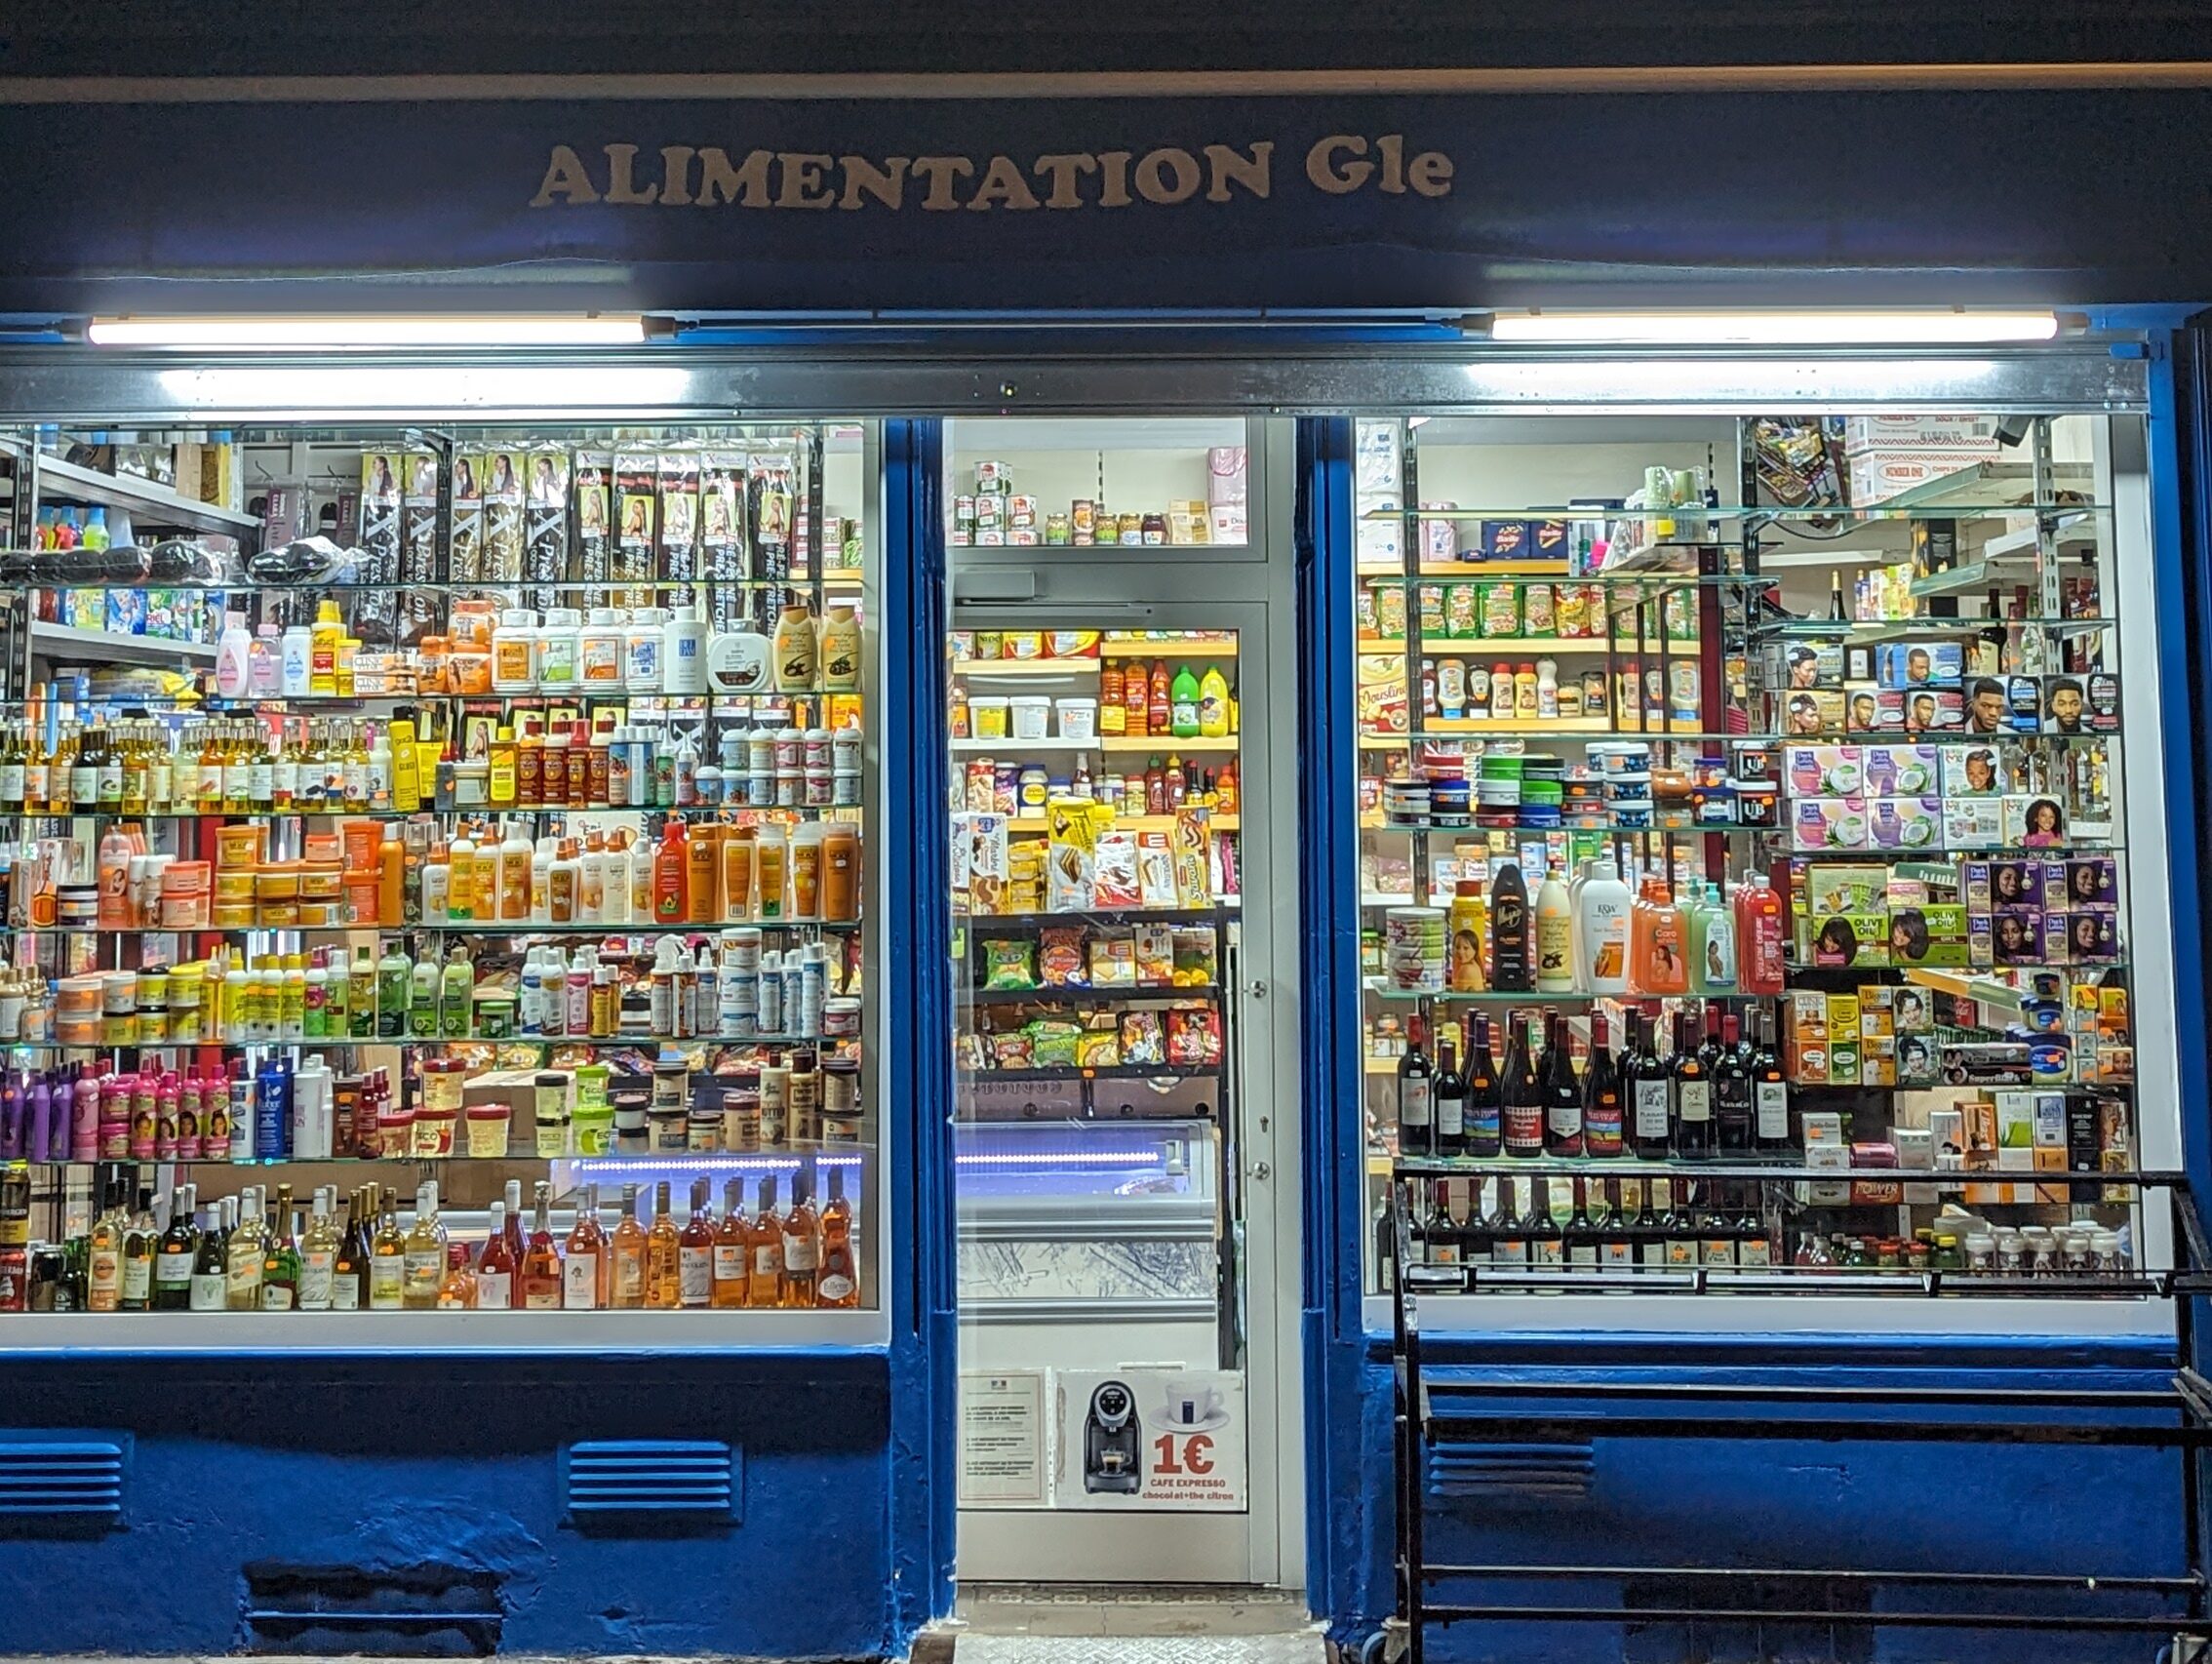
[1385,1164,2212,1661]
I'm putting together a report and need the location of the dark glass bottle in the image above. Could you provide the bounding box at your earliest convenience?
[1672,1011,1713,1161]
[1752,1008,1793,1154]
[1627,1012,1672,1159]
[1582,1010,1625,1158]
[1460,1180,1495,1268]
[1542,1012,1584,1158]
[1372,1191,1396,1294]
[152,1183,197,1310]
[1433,1041,1467,1159]
[1525,1177,1562,1269]
[1489,861,1532,992]
[1598,1177,1634,1272]
[1736,1184,1773,1268]
[1462,1016,1502,1159]
[1714,1012,1753,1153]
[1491,1179,1529,1268]
[1698,1182,1738,1269]
[1563,1175,1599,1270]
[1501,1014,1544,1159]
[1397,1016,1434,1159]
[1421,1180,1458,1267]
[1633,1178,1665,1271]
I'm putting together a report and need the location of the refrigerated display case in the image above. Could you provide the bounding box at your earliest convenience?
[942,415,1296,1584]
[0,417,885,1341]
[1351,410,2172,1331]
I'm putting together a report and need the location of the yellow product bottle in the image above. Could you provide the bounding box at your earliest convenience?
[310,600,345,696]
[1197,666,1231,739]
[688,823,721,926]
[722,826,758,922]
[390,718,420,812]
[488,727,517,807]
[472,835,500,924]
[1447,879,1488,993]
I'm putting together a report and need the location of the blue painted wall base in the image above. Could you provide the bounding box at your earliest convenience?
[0,1354,901,1660]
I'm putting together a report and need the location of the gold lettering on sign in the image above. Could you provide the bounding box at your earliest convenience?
[530,144,600,207]
[696,148,774,208]
[1305,136,1372,194]
[530,136,1447,210]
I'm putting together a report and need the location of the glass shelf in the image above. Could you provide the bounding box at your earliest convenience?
[7,919,861,938]
[6,574,858,594]
[1363,819,1775,837]
[1358,569,1761,591]
[1359,728,1758,746]
[0,1148,868,1169]
[958,906,1232,928]
[964,985,1219,1007]
[1755,614,2118,640]
[1390,1156,2173,1184]
[5,1031,846,1050]
[1361,476,2108,525]
[0,806,865,822]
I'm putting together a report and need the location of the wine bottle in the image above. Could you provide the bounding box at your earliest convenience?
[1714,1012,1753,1152]
[1501,1014,1544,1159]
[1525,1177,1562,1269]
[1752,1008,1793,1154]
[1491,1179,1528,1268]
[1597,1177,1634,1272]
[1563,1175,1599,1271]
[1397,1017,1435,1159]
[1433,1040,1466,1159]
[1462,1016,1502,1159]
[1582,1010,1625,1158]
[1629,1012,1672,1160]
[1421,1180,1457,1267]
[1541,1012,1583,1158]
[1672,1011,1713,1160]
[1633,1178,1666,1272]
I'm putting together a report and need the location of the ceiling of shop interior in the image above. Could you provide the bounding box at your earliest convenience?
[3,1,2212,76]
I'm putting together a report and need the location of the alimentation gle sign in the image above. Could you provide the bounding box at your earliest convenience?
[529,136,1456,212]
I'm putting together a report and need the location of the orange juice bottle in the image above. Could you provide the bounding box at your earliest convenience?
[1629,874,1688,996]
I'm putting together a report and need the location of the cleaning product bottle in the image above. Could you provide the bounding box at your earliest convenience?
[1197,663,1231,738]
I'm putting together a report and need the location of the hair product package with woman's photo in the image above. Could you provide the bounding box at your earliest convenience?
[614,450,658,608]
[524,445,571,614]
[749,449,796,623]
[700,452,748,633]
[573,453,612,597]
[449,453,486,586]
[483,450,525,585]
[398,450,443,645]
[353,452,402,644]
[658,450,701,584]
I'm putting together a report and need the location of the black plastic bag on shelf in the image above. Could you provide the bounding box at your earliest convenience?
[245,535,356,587]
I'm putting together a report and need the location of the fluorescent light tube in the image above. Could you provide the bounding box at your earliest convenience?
[87,314,650,348]
[1485,310,2063,346]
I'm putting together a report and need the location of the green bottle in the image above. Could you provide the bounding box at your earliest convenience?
[375,941,412,1040]
[409,958,439,1038]
[347,950,377,1039]
[1169,663,1201,738]
[440,945,474,1039]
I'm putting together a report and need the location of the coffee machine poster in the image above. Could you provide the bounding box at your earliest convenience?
[1053,1368,1246,1511]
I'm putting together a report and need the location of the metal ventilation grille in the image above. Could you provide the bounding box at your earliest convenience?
[0,1437,127,1526]
[1426,1438,1595,1500]
[563,1440,740,1525]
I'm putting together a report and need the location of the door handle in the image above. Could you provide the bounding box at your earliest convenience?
[1246,979,1267,999]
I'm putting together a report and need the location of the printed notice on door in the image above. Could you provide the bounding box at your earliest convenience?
[1053,1368,1247,1511]
[959,1371,1047,1506]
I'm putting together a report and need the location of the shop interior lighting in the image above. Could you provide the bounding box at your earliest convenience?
[1480,309,2067,346]
[87,314,652,349]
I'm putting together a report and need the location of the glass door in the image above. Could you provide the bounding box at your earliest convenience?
[946,592,1282,1582]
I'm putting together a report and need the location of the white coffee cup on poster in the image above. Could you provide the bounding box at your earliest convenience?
[1162,1380,1225,1428]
